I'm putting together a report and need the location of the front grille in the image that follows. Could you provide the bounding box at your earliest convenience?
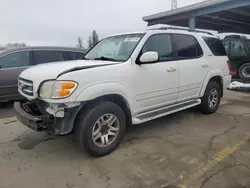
[18,77,34,97]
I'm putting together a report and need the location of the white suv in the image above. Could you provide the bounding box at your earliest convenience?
[15,28,231,157]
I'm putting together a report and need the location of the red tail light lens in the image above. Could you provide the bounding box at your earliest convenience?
[227,60,237,76]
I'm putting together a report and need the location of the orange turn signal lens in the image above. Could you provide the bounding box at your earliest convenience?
[57,89,71,97]
[50,81,77,99]
[61,82,76,90]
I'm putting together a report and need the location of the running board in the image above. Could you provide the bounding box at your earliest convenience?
[132,99,201,124]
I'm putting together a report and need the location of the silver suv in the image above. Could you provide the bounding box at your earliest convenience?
[0,46,85,104]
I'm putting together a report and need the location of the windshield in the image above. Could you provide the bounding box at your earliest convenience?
[84,34,144,62]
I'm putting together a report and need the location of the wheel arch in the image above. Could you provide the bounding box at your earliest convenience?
[76,82,134,105]
[209,76,223,97]
[200,72,224,98]
[74,94,133,132]
[238,61,250,68]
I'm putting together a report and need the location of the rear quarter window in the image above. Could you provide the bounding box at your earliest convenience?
[203,37,227,56]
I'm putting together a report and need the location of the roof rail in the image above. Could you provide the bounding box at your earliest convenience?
[149,27,214,36]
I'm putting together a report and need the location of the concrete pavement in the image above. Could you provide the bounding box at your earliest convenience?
[0,90,250,188]
[0,102,15,119]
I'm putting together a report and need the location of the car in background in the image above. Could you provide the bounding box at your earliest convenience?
[0,46,86,104]
[222,35,250,81]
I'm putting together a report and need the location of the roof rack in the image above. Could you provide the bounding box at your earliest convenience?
[149,27,214,36]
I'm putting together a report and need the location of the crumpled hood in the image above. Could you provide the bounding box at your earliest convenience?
[19,60,118,92]
[20,59,117,80]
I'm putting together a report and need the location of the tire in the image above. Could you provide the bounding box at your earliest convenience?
[75,101,126,157]
[200,81,221,114]
[238,63,250,81]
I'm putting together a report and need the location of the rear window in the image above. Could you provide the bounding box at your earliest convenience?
[203,37,227,56]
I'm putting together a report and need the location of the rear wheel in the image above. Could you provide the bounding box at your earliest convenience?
[238,63,250,81]
[75,101,126,157]
[200,81,221,114]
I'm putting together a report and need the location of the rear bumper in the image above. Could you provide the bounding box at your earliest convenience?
[223,75,232,89]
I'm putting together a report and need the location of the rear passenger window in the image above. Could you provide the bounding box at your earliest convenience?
[173,34,203,59]
[203,37,227,56]
[33,51,58,65]
[57,51,74,61]
[142,34,173,61]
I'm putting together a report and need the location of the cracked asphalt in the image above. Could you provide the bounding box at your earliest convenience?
[0,90,250,188]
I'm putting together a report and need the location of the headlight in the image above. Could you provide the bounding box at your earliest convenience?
[39,80,78,99]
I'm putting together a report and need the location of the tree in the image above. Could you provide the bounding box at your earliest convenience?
[6,43,27,48]
[76,36,84,48]
[87,30,99,49]
[91,30,99,47]
[88,36,92,50]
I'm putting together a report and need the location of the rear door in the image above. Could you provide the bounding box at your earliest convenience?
[0,50,31,100]
[203,37,229,77]
[172,34,207,102]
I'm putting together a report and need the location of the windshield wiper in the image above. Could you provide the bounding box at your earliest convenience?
[94,56,117,62]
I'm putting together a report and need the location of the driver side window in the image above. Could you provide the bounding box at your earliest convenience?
[142,34,173,62]
[0,51,30,69]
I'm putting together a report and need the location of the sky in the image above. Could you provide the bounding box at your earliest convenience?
[0,0,204,47]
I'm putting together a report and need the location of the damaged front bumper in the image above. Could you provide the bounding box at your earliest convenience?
[14,100,82,135]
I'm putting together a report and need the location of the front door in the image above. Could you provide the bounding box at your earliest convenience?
[0,51,31,101]
[132,34,178,114]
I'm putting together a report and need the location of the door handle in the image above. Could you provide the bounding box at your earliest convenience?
[167,67,176,72]
[202,64,208,68]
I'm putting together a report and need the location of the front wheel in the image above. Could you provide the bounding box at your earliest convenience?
[75,101,126,157]
[200,81,221,114]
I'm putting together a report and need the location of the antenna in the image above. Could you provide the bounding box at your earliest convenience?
[171,0,177,10]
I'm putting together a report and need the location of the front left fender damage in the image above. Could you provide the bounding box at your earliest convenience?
[52,104,83,135]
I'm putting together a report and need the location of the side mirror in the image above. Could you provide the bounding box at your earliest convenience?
[138,51,159,64]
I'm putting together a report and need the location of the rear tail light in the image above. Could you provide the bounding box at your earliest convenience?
[227,60,237,76]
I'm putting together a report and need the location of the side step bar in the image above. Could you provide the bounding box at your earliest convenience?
[132,99,201,124]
